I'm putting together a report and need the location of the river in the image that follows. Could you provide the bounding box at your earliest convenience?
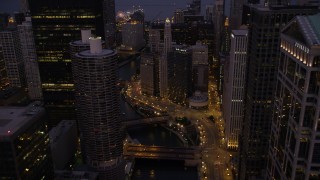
[119,56,198,180]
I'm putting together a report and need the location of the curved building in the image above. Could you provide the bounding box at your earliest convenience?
[73,37,124,179]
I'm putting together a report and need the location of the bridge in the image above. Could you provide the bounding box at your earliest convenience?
[123,116,169,127]
[124,144,201,164]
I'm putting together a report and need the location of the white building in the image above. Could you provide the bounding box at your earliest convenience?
[121,22,144,51]
[223,28,248,150]
[18,17,42,100]
[159,18,172,98]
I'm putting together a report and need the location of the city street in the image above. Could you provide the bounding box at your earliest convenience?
[125,78,233,180]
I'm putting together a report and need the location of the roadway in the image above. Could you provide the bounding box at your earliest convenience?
[125,77,233,180]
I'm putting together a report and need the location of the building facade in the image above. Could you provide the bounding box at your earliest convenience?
[223,29,248,150]
[160,18,172,98]
[0,102,53,179]
[27,0,107,127]
[239,4,320,179]
[73,37,124,179]
[0,22,25,88]
[17,17,42,100]
[191,41,209,93]
[167,46,193,105]
[121,22,145,51]
[267,13,320,180]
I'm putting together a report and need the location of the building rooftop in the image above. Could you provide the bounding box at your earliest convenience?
[77,49,116,58]
[232,29,248,36]
[0,101,43,138]
[293,13,320,46]
[49,120,76,145]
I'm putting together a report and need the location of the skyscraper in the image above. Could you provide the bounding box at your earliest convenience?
[18,17,42,100]
[72,37,124,179]
[213,0,224,58]
[27,0,107,127]
[267,13,320,180]
[0,102,53,179]
[0,45,9,89]
[223,28,248,150]
[167,46,193,105]
[239,4,320,179]
[191,41,209,93]
[160,18,172,98]
[103,0,116,48]
[0,18,25,88]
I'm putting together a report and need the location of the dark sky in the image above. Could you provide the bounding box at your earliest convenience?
[0,0,215,20]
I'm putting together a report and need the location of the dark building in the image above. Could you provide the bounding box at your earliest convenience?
[0,45,9,89]
[27,0,108,127]
[185,0,201,15]
[239,4,320,179]
[0,102,53,179]
[103,0,116,48]
[13,12,25,25]
[167,46,193,105]
[0,13,9,29]
[72,38,125,179]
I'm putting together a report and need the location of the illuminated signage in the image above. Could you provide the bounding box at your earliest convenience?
[295,42,309,53]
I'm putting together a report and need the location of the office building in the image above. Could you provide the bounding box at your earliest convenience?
[18,17,42,100]
[0,45,9,89]
[185,0,201,15]
[103,0,116,48]
[267,13,320,180]
[0,18,25,88]
[167,46,193,105]
[205,5,214,22]
[174,9,184,24]
[0,13,9,29]
[191,41,209,92]
[213,0,224,58]
[49,120,78,170]
[27,0,106,127]
[0,102,53,179]
[223,28,248,150]
[73,37,124,179]
[140,53,155,96]
[148,29,161,53]
[160,18,172,98]
[121,22,145,51]
[239,4,320,179]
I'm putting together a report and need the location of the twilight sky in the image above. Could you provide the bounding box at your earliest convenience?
[0,0,216,20]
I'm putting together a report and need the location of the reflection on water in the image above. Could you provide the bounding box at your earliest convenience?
[132,159,198,180]
[128,126,183,147]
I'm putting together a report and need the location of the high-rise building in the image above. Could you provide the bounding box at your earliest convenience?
[17,17,42,100]
[213,0,224,58]
[0,18,25,88]
[103,0,116,48]
[205,5,214,22]
[27,0,107,127]
[0,45,9,89]
[239,4,320,179]
[148,29,161,53]
[121,22,145,51]
[267,13,320,180]
[223,28,248,150]
[160,18,172,98]
[185,0,201,15]
[0,102,53,179]
[167,46,193,105]
[191,41,209,93]
[174,9,184,24]
[72,37,124,179]
[140,53,155,96]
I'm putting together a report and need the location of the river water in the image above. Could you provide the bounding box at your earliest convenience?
[119,56,198,180]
